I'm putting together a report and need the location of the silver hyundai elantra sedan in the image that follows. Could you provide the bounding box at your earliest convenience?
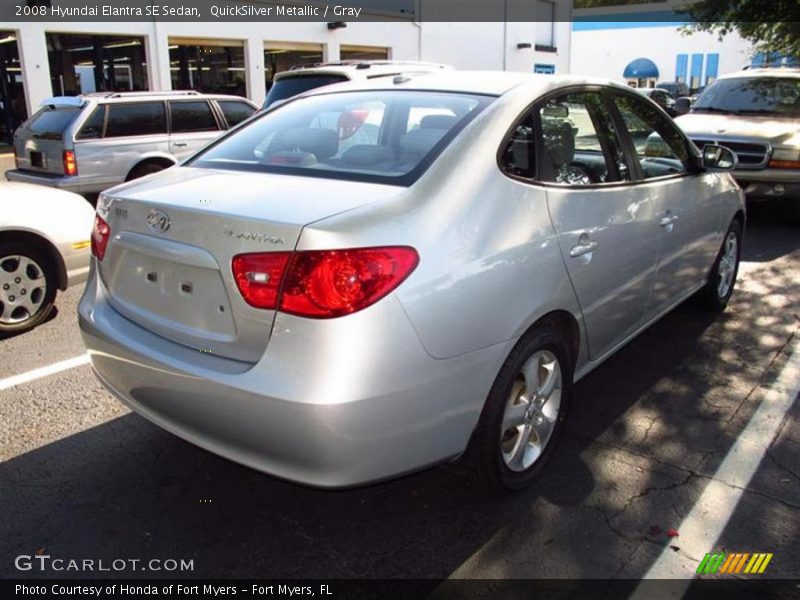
[79,72,744,490]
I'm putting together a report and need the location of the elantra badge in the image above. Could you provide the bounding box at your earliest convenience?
[146,209,171,233]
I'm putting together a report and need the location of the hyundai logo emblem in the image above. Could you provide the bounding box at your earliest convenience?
[146,209,171,233]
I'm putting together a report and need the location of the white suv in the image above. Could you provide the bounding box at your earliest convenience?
[263,61,451,109]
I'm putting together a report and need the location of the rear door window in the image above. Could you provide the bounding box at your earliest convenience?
[105,102,167,138]
[536,91,631,185]
[24,107,81,140]
[169,101,220,133]
[76,105,106,140]
[218,101,256,128]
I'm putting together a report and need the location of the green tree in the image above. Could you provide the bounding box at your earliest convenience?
[681,1,800,57]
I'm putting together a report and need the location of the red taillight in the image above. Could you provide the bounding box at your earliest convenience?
[91,214,110,261]
[232,252,292,309]
[231,247,419,318]
[281,247,419,318]
[63,150,78,176]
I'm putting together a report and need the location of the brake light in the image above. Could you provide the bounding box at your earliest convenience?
[63,150,78,176]
[231,247,419,318]
[90,214,110,261]
[280,247,419,318]
[232,252,292,309]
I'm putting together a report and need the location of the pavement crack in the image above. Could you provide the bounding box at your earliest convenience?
[610,471,696,521]
[767,450,800,484]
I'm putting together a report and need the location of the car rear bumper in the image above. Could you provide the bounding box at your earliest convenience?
[5,169,89,193]
[78,265,507,488]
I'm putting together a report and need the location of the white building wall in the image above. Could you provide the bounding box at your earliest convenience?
[420,21,571,74]
[10,17,573,116]
[571,25,752,85]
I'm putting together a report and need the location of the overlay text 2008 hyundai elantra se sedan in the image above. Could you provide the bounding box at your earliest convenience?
[79,72,744,490]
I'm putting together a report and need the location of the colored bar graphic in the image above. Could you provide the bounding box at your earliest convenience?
[698,552,773,575]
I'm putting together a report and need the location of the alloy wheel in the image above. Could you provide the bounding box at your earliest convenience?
[717,231,738,299]
[500,349,563,472]
[0,255,48,325]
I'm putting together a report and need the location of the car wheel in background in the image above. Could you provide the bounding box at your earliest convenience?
[696,219,743,311]
[0,241,57,338]
[127,161,169,182]
[469,323,574,491]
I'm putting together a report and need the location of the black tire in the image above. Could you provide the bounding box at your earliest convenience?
[127,161,169,181]
[696,219,743,311]
[788,199,800,226]
[469,323,574,491]
[0,241,58,338]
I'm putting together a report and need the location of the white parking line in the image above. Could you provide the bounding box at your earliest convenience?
[630,340,800,593]
[0,354,90,392]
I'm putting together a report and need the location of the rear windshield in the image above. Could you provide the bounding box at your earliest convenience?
[24,106,81,140]
[264,75,350,108]
[192,90,493,186]
[693,76,800,118]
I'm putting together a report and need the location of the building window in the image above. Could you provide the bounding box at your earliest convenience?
[690,53,703,93]
[535,0,556,50]
[675,54,688,84]
[264,42,324,93]
[46,33,148,97]
[704,53,719,86]
[534,64,555,74]
[170,38,246,97]
[340,45,389,62]
[0,30,26,144]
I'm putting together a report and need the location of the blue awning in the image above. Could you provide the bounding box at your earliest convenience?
[623,58,659,79]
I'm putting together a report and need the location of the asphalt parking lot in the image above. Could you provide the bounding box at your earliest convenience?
[1,202,798,590]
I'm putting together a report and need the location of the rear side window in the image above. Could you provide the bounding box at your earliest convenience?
[24,107,81,140]
[169,101,220,133]
[192,90,492,186]
[218,101,256,128]
[76,105,106,140]
[106,102,167,138]
[264,75,349,108]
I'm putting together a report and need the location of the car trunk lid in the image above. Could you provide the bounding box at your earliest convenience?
[97,167,399,363]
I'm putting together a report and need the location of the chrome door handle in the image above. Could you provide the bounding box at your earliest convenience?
[569,240,598,258]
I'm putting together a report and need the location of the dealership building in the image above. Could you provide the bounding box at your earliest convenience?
[571,0,755,92]
[0,1,572,143]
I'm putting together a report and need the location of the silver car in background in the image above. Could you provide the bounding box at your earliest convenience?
[7,91,257,194]
[79,72,745,490]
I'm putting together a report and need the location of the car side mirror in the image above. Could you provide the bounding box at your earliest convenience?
[702,144,737,171]
[674,97,691,114]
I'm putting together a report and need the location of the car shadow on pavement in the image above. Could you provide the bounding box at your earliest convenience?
[1,217,798,583]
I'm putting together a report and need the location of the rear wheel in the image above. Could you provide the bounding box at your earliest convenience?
[470,323,574,491]
[696,219,742,311]
[0,242,57,338]
[127,161,169,181]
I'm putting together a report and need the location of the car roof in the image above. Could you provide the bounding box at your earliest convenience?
[718,67,800,80]
[293,70,635,98]
[274,61,451,81]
